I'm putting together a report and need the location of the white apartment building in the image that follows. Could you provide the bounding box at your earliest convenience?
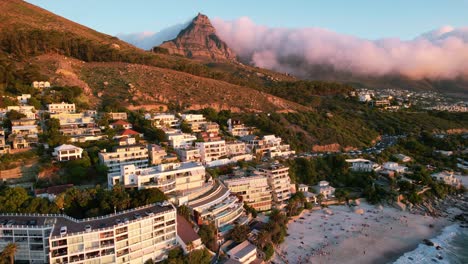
[111,162,206,193]
[346,158,380,172]
[176,147,201,162]
[188,182,246,228]
[99,145,149,179]
[48,102,76,114]
[166,131,197,149]
[10,125,39,149]
[244,135,294,158]
[196,140,227,163]
[52,144,83,161]
[50,113,95,126]
[256,164,292,205]
[0,203,177,264]
[201,122,219,133]
[227,119,254,137]
[51,112,103,142]
[145,114,179,128]
[180,114,206,133]
[223,175,272,211]
[226,141,247,157]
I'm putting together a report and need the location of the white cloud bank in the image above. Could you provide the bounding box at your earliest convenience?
[212,17,468,80]
[117,21,190,50]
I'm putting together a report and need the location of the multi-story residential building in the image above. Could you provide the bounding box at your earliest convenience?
[109,112,128,121]
[244,135,294,158]
[0,203,177,263]
[188,182,246,228]
[47,102,76,114]
[255,164,292,206]
[99,144,149,179]
[223,175,272,211]
[51,113,95,126]
[166,130,197,149]
[145,114,179,128]
[148,144,167,165]
[176,147,201,162]
[196,140,227,163]
[111,162,206,193]
[51,113,103,143]
[227,119,254,137]
[345,158,380,172]
[52,144,84,161]
[225,141,247,157]
[7,105,37,119]
[201,122,219,134]
[9,125,39,149]
[180,114,206,133]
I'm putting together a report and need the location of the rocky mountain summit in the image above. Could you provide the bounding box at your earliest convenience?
[159,13,237,61]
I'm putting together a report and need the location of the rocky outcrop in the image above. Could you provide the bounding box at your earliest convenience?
[159,13,237,61]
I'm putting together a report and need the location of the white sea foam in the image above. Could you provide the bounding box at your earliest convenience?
[392,224,462,264]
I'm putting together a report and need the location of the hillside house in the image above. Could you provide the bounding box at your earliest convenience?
[110,120,132,130]
[346,158,380,172]
[31,81,51,89]
[17,94,31,104]
[47,102,76,114]
[52,144,83,161]
[313,181,335,199]
[108,112,127,120]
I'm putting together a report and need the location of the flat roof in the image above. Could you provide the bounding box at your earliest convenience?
[228,240,257,259]
[0,203,174,238]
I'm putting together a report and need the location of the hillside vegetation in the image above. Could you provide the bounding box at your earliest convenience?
[0,0,466,151]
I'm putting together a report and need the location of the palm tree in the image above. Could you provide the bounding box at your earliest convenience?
[317,193,325,206]
[255,230,271,249]
[1,243,17,264]
[186,241,194,252]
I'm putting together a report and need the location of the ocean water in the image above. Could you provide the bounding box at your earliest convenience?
[392,224,468,264]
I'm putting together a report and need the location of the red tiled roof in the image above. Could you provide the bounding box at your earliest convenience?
[111,120,131,126]
[120,129,140,136]
[177,214,200,244]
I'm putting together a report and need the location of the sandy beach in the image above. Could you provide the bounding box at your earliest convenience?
[273,200,450,264]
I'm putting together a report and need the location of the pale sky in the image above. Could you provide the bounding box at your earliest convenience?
[26,0,468,40]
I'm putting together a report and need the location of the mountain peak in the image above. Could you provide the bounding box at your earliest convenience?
[159,14,237,61]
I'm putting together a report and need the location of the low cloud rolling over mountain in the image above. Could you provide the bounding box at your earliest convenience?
[212,17,468,80]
